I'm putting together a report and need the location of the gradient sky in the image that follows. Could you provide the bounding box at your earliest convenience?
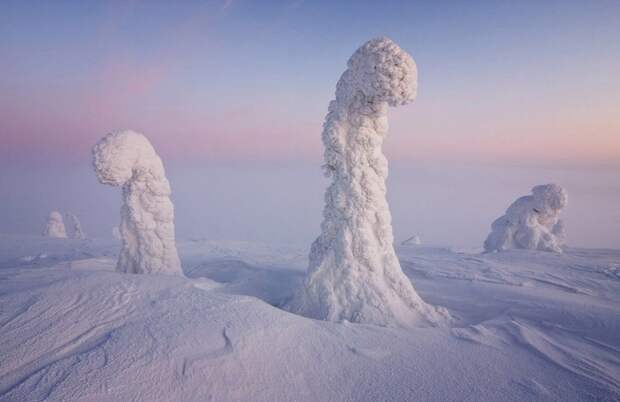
[1,0,619,166]
[1,1,619,247]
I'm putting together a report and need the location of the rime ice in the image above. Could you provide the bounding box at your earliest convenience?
[287,38,449,328]
[42,211,67,238]
[92,130,182,275]
[484,184,568,253]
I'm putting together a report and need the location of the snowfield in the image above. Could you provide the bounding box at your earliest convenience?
[0,234,619,401]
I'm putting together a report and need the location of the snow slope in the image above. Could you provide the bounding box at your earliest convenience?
[0,234,619,401]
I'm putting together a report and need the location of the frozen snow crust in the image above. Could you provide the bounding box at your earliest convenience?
[92,130,182,275]
[485,184,568,253]
[42,211,67,238]
[287,38,448,328]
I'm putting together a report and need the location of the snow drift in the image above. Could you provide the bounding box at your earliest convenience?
[287,38,448,328]
[66,212,86,239]
[42,211,67,238]
[484,184,568,253]
[92,130,182,275]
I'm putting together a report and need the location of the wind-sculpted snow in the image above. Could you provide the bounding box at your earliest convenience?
[42,211,67,238]
[287,38,448,328]
[65,213,85,239]
[92,130,182,275]
[1,236,619,401]
[485,184,568,253]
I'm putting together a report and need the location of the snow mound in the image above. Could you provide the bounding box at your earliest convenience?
[42,211,67,238]
[287,38,448,328]
[92,130,182,275]
[484,184,568,253]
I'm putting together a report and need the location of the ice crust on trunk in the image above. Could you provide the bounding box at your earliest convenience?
[484,184,568,253]
[92,130,182,275]
[42,211,67,238]
[287,37,449,328]
[66,213,86,239]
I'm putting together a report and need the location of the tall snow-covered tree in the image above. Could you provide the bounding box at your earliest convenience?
[92,130,183,275]
[287,38,449,328]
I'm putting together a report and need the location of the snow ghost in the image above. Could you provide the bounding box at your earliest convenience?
[66,213,86,239]
[42,211,67,238]
[484,184,568,253]
[286,38,449,328]
[92,130,183,275]
[401,235,421,246]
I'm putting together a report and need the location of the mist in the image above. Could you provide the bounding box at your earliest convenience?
[1,161,618,249]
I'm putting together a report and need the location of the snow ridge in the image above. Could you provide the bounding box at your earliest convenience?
[92,130,182,275]
[287,38,448,328]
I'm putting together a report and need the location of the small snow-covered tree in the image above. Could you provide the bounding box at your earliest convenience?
[484,184,568,253]
[66,212,86,239]
[287,38,449,328]
[112,226,121,240]
[92,130,183,275]
[42,211,67,238]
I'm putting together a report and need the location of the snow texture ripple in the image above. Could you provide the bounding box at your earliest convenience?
[92,130,183,275]
[287,38,449,328]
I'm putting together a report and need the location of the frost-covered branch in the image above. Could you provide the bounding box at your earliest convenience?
[484,184,568,253]
[287,38,449,328]
[92,130,183,275]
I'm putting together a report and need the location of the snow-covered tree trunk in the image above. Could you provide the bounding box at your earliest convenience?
[287,38,449,328]
[66,213,86,239]
[42,211,67,238]
[484,184,567,253]
[92,130,183,275]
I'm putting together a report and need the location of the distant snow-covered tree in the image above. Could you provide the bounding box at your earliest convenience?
[287,38,449,328]
[42,211,67,238]
[66,212,86,239]
[484,184,568,253]
[93,130,183,275]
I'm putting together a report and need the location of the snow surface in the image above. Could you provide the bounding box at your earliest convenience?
[42,211,67,239]
[287,38,447,328]
[485,184,568,253]
[92,130,182,275]
[0,234,618,401]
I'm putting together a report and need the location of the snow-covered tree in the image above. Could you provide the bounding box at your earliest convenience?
[484,184,568,253]
[66,212,86,239]
[287,38,449,328]
[92,130,183,275]
[112,226,121,240]
[42,211,67,238]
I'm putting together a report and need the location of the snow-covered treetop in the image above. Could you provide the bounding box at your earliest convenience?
[531,184,568,212]
[337,37,417,106]
[92,130,166,186]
